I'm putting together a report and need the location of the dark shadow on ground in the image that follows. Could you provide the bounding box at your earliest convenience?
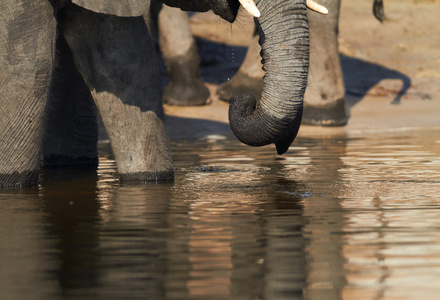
[341,54,411,108]
[157,38,247,88]
[193,39,412,110]
[158,37,413,128]
[196,39,247,85]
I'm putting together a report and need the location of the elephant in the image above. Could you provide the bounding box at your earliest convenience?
[0,0,326,187]
[151,2,211,106]
[160,0,385,126]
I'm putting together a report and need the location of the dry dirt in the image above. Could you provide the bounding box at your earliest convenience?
[164,0,440,140]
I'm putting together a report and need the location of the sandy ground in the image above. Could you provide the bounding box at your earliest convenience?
[164,0,440,141]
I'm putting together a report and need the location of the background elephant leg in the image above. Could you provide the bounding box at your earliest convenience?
[303,0,347,126]
[43,32,98,168]
[157,4,210,106]
[59,5,174,181]
[217,29,264,102]
[0,1,56,186]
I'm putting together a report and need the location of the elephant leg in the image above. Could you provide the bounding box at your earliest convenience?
[303,0,347,126]
[43,32,98,168]
[217,29,264,102]
[58,4,174,181]
[0,1,56,187]
[157,4,210,106]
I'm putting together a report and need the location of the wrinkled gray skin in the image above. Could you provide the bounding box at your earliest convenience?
[0,0,310,187]
[1,0,173,187]
[153,3,210,106]
[219,0,384,126]
[217,2,347,125]
[304,0,347,125]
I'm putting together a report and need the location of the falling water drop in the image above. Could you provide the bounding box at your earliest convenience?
[230,47,235,79]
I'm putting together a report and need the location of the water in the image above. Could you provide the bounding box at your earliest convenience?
[1,129,440,300]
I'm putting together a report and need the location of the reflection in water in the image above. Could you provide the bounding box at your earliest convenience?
[41,169,100,296]
[338,132,440,300]
[0,188,60,299]
[1,129,440,299]
[96,184,171,299]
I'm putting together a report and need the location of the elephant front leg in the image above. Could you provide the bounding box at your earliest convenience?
[303,0,347,126]
[59,4,174,181]
[0,0,56,187]
[98,103,174,181]
[156,4,210,106]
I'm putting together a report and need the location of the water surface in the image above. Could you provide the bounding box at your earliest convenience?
[1,129,440,300]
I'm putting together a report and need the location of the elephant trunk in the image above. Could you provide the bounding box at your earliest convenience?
[228,0,309,155]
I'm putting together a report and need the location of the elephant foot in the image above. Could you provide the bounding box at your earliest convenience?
[162,51,210,106]
[114,111,175,182]
[217,72,263,102]
[302,98,348,126]
[162,78,210,106]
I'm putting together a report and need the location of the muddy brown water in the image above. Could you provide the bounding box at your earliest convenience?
[1,128,440,300]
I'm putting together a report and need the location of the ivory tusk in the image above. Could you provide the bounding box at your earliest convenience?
[239,0,260,18]
[307,0,329,14]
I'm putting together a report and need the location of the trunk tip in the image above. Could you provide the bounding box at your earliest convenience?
[274,118,303,155]
[275,143,289,155]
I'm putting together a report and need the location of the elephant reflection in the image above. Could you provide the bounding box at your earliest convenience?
[1,134,351,299]
[40,168,171,297]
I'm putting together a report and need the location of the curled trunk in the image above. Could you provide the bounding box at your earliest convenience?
[228,0,309,154]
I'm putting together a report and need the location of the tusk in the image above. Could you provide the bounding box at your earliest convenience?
[307,0,329,14]
[239,0,260,18]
